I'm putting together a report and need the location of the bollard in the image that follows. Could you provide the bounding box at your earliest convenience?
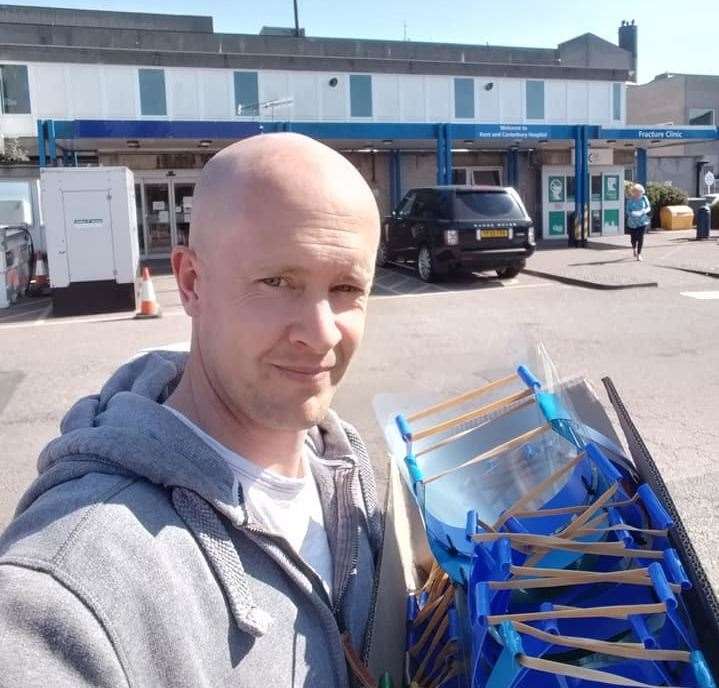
[696,204,711,240]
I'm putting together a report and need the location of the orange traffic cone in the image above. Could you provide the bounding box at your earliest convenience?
[135,266,161,319]
[29,251,50,296]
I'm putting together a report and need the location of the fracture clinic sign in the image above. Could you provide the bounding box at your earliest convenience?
[599,127,716,141]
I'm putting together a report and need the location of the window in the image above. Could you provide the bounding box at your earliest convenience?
[0,65,30,114]
[413,190,443,219]
[234,71,259,116]
[526,80,544,120]
[452,169,468,185]
[453,190,525,220]
[454,78,474,119]
[0,181,34,225]
[396,191,416,217]
[591,174,602,201]
[567,176,576,200]
[138,69,167,116]
[350,75,372,117]
[472,169,501,186]
[612,83,622,121]
[689,108,715,126]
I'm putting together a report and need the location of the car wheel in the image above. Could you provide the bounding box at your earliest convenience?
[417,245,441,282]
[496,263,523,279]
[376,240,390,268]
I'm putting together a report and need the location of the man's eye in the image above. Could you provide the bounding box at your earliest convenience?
[333,284,366,294]
[260,277,289,288]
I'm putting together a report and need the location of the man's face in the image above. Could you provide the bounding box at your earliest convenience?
[193,201,378,431]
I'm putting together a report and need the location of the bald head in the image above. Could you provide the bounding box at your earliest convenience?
[171,133,380,435]
[190,133,379,262]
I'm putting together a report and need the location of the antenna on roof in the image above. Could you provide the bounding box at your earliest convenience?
[403,21,408,41]
[293,0,300,38]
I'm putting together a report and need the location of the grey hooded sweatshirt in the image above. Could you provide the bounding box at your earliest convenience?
[0,351,383,687]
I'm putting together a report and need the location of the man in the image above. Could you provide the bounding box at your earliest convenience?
[0,133,383,687]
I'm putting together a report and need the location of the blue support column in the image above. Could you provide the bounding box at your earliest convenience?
[573,127,582,243]
[444,123,453,185]
[581,126,591,246]
[389,149,402,208]
[436,124,446,185]
[510,147,519,188]
[36,120,47,167]
[636,147,647,188]
[46,119,57,166]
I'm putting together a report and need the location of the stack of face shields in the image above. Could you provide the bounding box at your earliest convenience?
[375,351,718,688]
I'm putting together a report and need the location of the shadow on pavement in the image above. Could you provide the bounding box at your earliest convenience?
[569,257,635,267]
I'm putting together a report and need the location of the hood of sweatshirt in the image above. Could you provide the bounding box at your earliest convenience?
[17,350,359,523]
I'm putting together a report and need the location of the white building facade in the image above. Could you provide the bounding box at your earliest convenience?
[5,7,712,255]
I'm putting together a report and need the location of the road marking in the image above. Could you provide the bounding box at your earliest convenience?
[0,306,187,331]
[371,281,563,300]
[680,291,719,300]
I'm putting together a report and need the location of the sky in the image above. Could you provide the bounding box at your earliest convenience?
[8,0,718,84]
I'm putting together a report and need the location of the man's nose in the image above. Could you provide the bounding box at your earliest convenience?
[289,298,342,353]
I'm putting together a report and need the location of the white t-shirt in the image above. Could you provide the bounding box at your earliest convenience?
[163,405,334,597]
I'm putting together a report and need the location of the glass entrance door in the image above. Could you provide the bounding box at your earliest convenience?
[590,174,602,234]
[143,183,172,254]
[171,182,195,247]
[137,179,197,256]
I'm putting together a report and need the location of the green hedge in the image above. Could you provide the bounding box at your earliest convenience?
[645,183,689,228]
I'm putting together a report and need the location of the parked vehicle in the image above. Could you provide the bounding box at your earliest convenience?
[377,186,535,282]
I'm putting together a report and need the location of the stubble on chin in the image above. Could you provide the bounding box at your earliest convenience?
[236,379,335,431]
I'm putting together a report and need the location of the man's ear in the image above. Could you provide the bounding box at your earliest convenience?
[171,246,200,317]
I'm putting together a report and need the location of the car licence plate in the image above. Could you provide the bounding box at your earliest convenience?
[478,228,509,239]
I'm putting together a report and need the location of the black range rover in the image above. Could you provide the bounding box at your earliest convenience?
[377,185,535,282]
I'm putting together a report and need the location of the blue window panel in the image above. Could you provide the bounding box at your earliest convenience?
[526,80,545,120]
[350,75,372,118]
[234,71,259,117]
[613,83,622,121]
[1,64,30,114]
[138,69,167,116]
[454,78,475,119]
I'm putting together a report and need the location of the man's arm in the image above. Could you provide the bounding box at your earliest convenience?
[0,564,129,687]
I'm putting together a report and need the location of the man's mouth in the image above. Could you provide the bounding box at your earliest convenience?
[271,364,335,382]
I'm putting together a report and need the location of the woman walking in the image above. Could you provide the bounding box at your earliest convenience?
[626,183,651,261]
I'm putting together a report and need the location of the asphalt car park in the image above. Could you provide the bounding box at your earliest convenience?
[372,261,546,296]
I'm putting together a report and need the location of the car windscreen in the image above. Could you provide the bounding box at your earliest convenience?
[452,191,526,220]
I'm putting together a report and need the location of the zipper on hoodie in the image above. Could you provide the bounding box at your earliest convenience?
[359,534,384,665]
[331,469,360,627]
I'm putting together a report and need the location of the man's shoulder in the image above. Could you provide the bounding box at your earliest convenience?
[0,472,181,575]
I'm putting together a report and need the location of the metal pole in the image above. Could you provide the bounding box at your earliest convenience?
[636,148,647,189]
[436,125,445,186]
[293,0,300,37]
[444,123,453,185]
[573,127,582,246]
[36,119,47,168]
[47,119,57,167]
[582,126,590,246]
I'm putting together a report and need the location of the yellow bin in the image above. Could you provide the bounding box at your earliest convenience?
[660,205,694,230]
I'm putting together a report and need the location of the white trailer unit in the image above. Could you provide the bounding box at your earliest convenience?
[41,167,139,315]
